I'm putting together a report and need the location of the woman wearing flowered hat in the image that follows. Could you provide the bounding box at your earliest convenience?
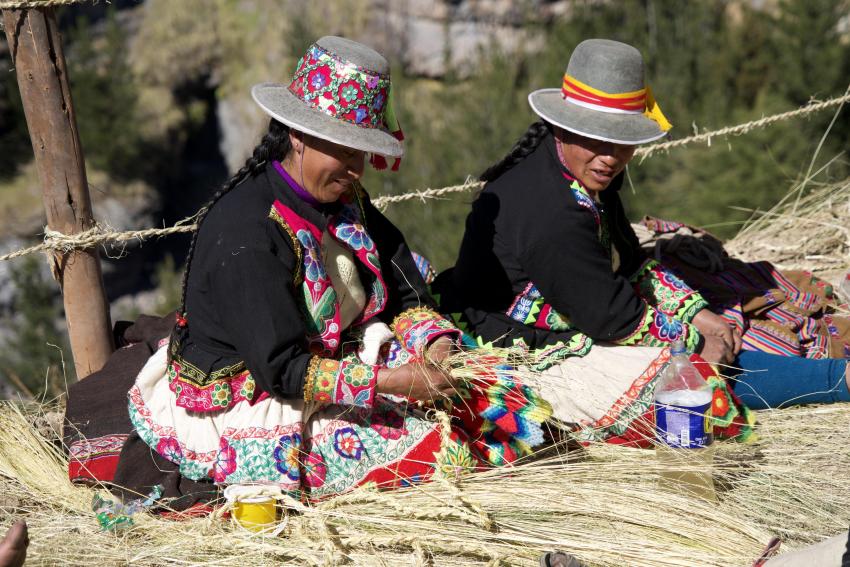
[66,37,550,501]
[435,39,850,446]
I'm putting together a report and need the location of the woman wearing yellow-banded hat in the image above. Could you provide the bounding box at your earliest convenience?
[435,39,850,446]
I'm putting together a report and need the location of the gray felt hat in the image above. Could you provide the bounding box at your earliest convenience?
[251,36,403,158]
[528,39,670,145]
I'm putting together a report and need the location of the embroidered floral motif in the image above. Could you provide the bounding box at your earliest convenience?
[339,82,361,104]
[615,306,700,352]
[273,433,302,481]
[211,383,232,408]
[369,408,408,440]
[303,452,327,488]
[434,436,477,479]
[334,222,373,251]
[239,378,255,401]
[342,363,373,387]
[305,357,378,407]
[270,196,388,357]
[310,358,340,403]
[168,355,267,413]
[631,259,708,322]
[156,437,183,463]
[307,66,331,90]
[211,438,237,482]
[287,42,391,130]
[298,230,327,285]
[333,427,365,460]
[505,282,542,324]
[654,311,684,340]
[391,306,461,356]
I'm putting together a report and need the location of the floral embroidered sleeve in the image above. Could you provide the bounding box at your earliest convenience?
[391,307,462,357]
[613,303,702,352]
[303,356,380,408]
[630,259,709,323]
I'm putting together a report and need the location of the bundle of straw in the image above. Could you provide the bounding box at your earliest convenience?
[726,177,850,284]
[2,398,850,566]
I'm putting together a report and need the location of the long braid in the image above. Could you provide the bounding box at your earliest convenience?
[177,119,292,320]
[479,120,550,182]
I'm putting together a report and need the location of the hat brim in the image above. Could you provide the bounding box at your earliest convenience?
[251,83,404,158]
[528,89,667,145]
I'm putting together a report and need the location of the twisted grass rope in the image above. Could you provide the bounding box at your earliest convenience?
[371,177,484,211]
[1,90,847,262]
[0,222,197,262]
[634,89,850,161]
[0,0,89,8]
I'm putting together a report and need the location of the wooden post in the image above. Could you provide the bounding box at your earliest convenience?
[2,6,114,379]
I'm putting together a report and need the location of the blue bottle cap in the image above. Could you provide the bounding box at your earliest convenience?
[670,340,687,356]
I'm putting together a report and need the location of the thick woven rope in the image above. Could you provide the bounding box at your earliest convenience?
[0,0,89,9]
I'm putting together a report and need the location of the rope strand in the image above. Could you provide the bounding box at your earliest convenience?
[1,90,847,262]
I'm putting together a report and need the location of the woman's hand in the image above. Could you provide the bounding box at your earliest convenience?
[697,334,735,366]
[376,363,459,401]
[424,335,457,365]
[693,309,742,356]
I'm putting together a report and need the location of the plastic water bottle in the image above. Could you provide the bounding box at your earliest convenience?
[654,340,716,500]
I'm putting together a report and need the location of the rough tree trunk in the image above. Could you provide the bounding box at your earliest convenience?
[2,6,114,379]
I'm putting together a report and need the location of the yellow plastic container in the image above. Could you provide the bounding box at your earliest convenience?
[224,485,278,532]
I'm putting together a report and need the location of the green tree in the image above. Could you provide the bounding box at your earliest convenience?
[67,7,144,179]
[0,257,74,397]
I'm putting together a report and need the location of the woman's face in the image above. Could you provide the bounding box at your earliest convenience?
[285,132,365,203]
[556,129,636,192]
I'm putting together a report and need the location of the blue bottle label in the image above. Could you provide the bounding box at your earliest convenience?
[654,401,713,449]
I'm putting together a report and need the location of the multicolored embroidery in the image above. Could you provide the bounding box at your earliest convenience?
[333,427,366,460]
[129,383,306,491]
[631,259,708,322]
[411,251,437,285]
[615,305,701,352]
[269,189,388,358]
[391,306,461,356]
[131,351,555,500]
[574,350,755,446]
[68,434,129,483]
[505,283,571,332]
[288,42,391,130]
[567,176,600,226]
[273,433,302,481]
[451,310,592,372]
[167,338,268,413]
[305,356,379,408]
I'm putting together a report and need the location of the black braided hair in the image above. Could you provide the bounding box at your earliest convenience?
[178,119,292,319]
[479,120,551,182]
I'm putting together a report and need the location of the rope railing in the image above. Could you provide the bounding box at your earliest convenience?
[0,0,88,8]
[633,90,850,161]
[1,90,848,262]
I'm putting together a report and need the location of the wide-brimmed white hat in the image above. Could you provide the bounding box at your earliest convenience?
[528,39,672,145]
[251,36,403,158]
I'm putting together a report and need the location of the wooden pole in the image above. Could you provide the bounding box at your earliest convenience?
[2,6,114,379]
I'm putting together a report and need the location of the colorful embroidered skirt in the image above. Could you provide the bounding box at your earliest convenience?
[128,343,551,499]
[534,344,754,446]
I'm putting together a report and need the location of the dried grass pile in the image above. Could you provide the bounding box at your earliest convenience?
[2,176,849,566]
[2,399,850,566]
[726,176,850,284]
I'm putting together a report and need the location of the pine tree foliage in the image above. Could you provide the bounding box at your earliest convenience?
[0,257,73,397]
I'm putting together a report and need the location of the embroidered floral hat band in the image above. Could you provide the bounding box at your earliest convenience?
[252,36,404,169]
